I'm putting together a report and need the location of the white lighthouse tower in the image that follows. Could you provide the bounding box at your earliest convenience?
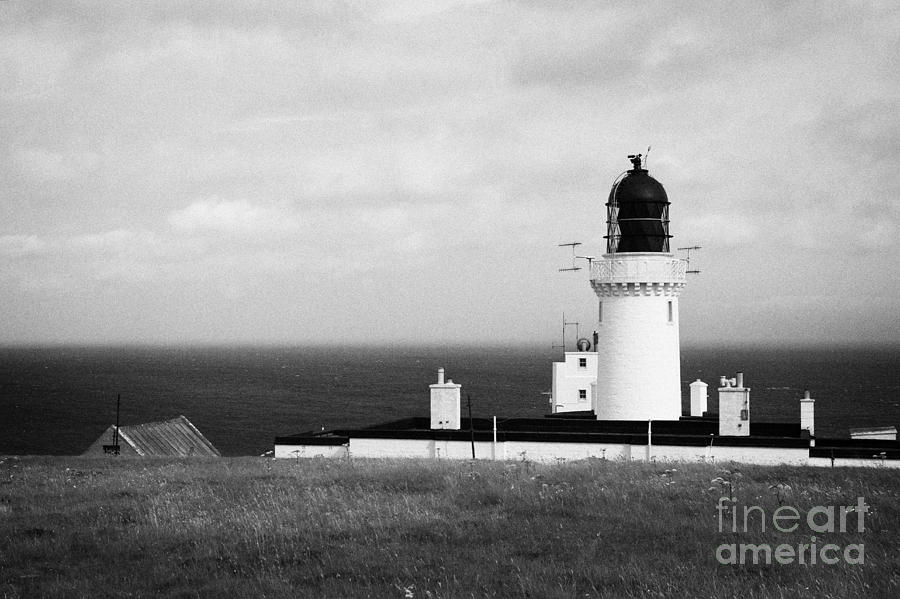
[590,155,687,421]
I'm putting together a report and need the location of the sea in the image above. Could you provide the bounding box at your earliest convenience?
[1,345,899,457]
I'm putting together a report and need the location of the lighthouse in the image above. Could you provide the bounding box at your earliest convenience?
[590,155,687,421]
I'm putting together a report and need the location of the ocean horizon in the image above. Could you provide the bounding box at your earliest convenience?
[2,343,899,457]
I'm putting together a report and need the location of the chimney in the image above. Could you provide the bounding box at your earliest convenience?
[800,389,815,438]
[689,379,708,417]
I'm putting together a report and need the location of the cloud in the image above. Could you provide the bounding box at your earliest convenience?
[168,199,300,236]
[680,214,758,248]
[0,30,74,100]
[0,235,48,257]
[12,147,101,181]
[67,229,173,258]
[0,228,207,291]
[1,1,899,344]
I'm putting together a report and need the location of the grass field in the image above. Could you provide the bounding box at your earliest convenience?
[1,456,898,598]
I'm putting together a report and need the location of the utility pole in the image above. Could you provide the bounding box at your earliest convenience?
[105,393,121,456]
[467,394,475,459]
[113,393,121,454]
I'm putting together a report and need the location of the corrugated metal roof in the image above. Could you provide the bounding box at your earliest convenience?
[89,415,220,457]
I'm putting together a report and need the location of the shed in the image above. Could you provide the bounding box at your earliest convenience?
[83,415,221,457]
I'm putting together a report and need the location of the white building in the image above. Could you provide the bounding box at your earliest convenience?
[550,351,598,413]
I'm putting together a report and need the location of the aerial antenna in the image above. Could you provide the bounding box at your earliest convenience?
[677,245,702,274]
[645,145,651,169]
[103,393,121,455]
[551,312,580,352]
[558,242,582,271]
[557,242,594,271]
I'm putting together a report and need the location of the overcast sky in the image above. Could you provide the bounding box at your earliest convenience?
[1,1,898,347]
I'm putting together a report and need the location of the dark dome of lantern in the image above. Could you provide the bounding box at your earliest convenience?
[605,154,671,253]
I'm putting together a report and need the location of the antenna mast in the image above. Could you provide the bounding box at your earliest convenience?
[677,245,702,274]
[557,242,582,271]
[557,242,594,271]
[103,393,122,455]
[551,312,580,353]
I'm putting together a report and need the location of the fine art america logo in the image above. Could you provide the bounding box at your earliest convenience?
[715,496,868,565]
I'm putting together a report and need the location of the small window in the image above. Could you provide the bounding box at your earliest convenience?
[598,301,603,323]
[578,357,587,368]
[740,409,749,421]
[579,389,587,401]
[667,300,673,323]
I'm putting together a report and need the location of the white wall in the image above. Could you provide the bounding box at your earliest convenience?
[699,445,808,466]
[719,386,751,436]
[349,438,434,458]
[689,379,708,417]
[800,393,815,436]
[275,439,854,467]
[430,380,461,429]
[505,441,632,462]
[348,438,501,460]
[808,456,900,469]
[274,444,348,459]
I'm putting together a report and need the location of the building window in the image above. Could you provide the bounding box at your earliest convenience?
[667,300,673,323]
[598,301,603,323]
[740,409,749,421]
[579,357,587,368]
[579,389,587,401]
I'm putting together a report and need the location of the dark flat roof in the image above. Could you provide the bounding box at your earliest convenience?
[276,415,810,449]
[275,414,900,459]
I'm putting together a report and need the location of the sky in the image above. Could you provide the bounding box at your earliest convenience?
[1,1,899,347]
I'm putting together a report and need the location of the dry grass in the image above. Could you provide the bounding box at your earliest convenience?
[1,456,898,598]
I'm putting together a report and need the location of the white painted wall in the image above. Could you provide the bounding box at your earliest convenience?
[695,445,808,466]
[274,444,348,459]
[800,392,815,437]
[430,368,462,429]
[591,253,686,421]
[348,438,506,460]
[808,456,900,469]
[719,379,750,436]
[505,441,632,462]
[349,438,434,458]
[550,352,598,413]
[275,439,850,467]
[431,440,498,460]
